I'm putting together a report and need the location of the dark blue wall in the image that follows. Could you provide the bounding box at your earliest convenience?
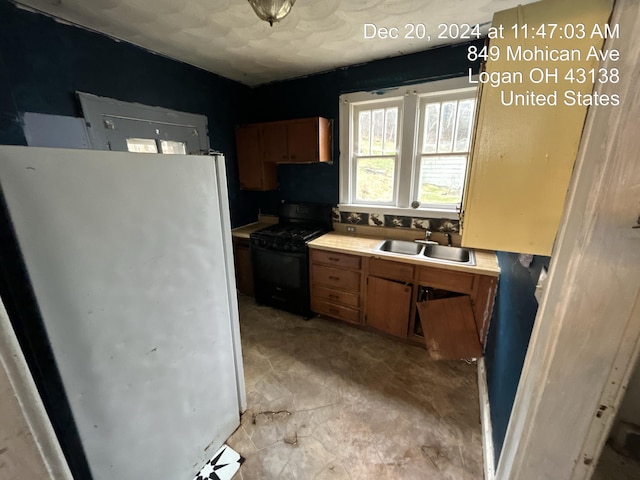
[0,0,259,227]
[245,40,483,214]
[484,252,550,465]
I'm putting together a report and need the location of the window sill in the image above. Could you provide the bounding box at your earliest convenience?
[337,204,460,220]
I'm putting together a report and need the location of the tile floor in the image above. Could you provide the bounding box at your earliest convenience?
[227,296,484,479]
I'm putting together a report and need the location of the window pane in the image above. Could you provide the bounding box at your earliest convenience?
[422,103,440,154]
[384,107,398,154]
[453,99,476,152]
[357,110,371,155]
[371,109,385,155]
[418,155,467,205]
[437,101,457,153]
[160,140,187,154]
[356,157,395,202]
[126,138,158,153]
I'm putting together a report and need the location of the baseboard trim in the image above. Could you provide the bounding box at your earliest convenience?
[478,357,495,480]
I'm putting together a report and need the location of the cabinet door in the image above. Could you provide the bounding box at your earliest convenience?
[236,125,263,190]
[236,125,277,190]
[417,295,482,360]
[287,118,329,163]
[260,123,288,163]
[461,0,614,255]
[365,276,412,338]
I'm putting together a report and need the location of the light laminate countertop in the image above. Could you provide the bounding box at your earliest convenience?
[231,222,272,239]
[308,232,500,277]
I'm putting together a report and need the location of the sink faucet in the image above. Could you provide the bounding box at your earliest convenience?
[425,229,432,240]
[445,233,452,246]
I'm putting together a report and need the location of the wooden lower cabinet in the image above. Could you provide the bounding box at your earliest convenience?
[363,258,415,339]
[309,249,362,324]
[417,295,483,360]
[232,237,253,296]
[411,265,498,359]
[365,276,412,338]
[309,248,498,358]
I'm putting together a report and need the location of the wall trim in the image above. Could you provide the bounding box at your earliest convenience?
[478,357,495,480]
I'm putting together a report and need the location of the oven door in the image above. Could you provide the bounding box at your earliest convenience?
[251,244,311,317]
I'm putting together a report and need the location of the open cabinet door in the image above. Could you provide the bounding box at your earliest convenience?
[417,295,482,360]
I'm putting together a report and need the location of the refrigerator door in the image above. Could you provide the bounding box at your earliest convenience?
[0,146,244,480]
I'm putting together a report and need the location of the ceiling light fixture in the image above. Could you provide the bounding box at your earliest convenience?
[247,0,296,27]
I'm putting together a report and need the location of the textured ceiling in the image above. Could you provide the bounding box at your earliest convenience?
[14,0,535,86]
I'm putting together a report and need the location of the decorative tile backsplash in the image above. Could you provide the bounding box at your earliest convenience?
[333,207,459,232]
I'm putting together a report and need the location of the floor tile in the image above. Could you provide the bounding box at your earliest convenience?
[227,296,483,479]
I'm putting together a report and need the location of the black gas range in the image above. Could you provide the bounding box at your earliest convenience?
[251,224,327,253]
[250,203,332,317]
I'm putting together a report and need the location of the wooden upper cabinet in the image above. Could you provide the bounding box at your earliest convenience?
[286,117,331,163]
[260,122,288,163]
[235,125,277,191]
[460,0,614,255]
[236,117,331,191]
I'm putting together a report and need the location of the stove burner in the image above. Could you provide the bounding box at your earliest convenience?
[251,223,328,253]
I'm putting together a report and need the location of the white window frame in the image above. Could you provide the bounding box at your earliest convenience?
[339,77,477,219]
[350,97,403,206]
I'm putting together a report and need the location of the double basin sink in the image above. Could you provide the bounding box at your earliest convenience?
[374,239,476,266]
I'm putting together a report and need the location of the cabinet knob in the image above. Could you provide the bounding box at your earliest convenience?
[328,275,339,281]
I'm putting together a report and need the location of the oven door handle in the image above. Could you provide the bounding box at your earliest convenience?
[250,243,307,258]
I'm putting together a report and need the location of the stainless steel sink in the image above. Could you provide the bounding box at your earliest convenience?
[375,239,423,255]
[423,244,476,265]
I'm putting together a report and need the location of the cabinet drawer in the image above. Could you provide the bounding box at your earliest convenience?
[311,249,361,270]
[418,267,474,294]
[311,265,361,292]
[312,285,360,308]
[311,298,360,324]
[369,258,414,282]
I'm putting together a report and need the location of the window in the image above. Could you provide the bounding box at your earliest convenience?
[339,77,477,218]
[352,100,401,204]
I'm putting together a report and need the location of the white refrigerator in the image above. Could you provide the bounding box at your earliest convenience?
[0,145,245,479]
